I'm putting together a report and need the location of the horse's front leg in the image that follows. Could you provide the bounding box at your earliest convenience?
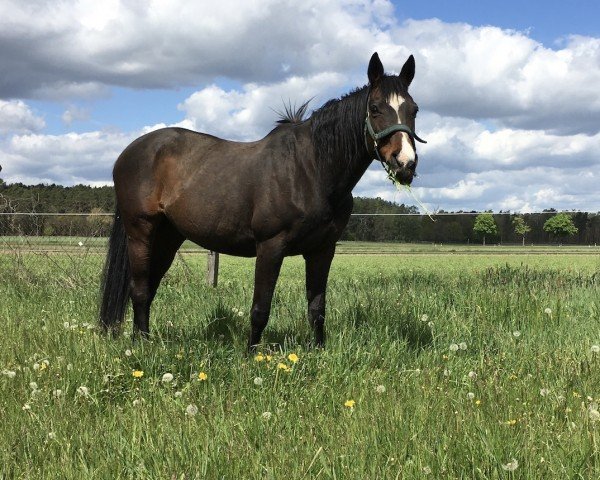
[248,239,285,350]
[304,244,336,347]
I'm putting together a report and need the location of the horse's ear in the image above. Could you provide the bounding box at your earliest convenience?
[400,55,415,89]
[368,52,384,87]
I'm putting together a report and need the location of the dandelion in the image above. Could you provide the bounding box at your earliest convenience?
[29,381,38,390]
[161,373,174,383]
[132,399,144,407]
[540,388,550,397]
[254,353,265,362]
[591,345,600,354]
[475,400,481,406]
[544,308,552,315]
[287,353,299,364]
[253,377,263,386]
[261,411,272,420]
[174,391,183,398]
[47,432,56,440]
[125,349,133,357]
[344,399,356,408]
[53,389,63,398]
[185,404,198,417]
[512,331,521,338]
[198,372,208,381]
[504,419,517,426]
[449,343,459,352]
[63,321,70,329]
[22,403,31,411]
[459,342,467,350]
[588,407,600,423]
[277,363,291,372]
[467,392,475,400]
[420,314,429,322]
[237,311,244,317]
[375,385,386,394]
[422,466,432,475]
[468,371,477,380]
[2,370,16,378]
[132,370,144,378]
[76,386,89,397]
[33,363,40,371]
[265,355,272,362]
[501,458,519,472]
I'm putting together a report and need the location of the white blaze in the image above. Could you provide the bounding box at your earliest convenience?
[387,93,415,165]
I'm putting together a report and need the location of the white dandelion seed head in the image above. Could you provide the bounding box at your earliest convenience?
[174,391,183,398]
[540,388,550,397]
[1,370,16,378]
[468,371,477,380]
[420,314,429,323]
[449,343,459,352]
[501,459,519,472]
[125,349,133,357]
[161,373,174,383]
[63,322,70,329]
[467,392,475,400]
[589,405,600,423]
[47,432,56,440]
[512,331,521,338]
[33,363,40,371]
[29,382,38,390]
[185,404,198,417]
[253,377,263,386]
[237,311,244,317]
[443,369,450,377]
[422,466,432,475]
[459,342,467,350]
[261,411,272,420]
[22,403,31,411]
[544,308,552,315]
[591,345,600,353]
[66,363,73,371]
[132,399,144,407]
[428,321,434,328]
[376,385,386,394]
[76,386,89,397]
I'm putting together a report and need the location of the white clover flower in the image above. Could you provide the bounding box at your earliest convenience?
[501,458,519,472]
[468,371,477,380]
[540,388,550,397]
[76,386,89,397]
[253,377,263,386]
[261,411,272,420]
[161,373,174,383]
[185,404,198,417]
[449,343,459,352]
[544,308,552,315]
[375,385,386,394]
[1,370,16,378]
[467,392,475,400]
[459,342,467,350]
[591,345,600,354]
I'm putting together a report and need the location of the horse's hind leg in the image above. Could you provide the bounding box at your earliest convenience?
[127,217,184,336]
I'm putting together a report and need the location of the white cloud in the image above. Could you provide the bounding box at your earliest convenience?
[0,100,45,135]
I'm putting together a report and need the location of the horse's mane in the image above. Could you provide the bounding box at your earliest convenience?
[275,100,312,124]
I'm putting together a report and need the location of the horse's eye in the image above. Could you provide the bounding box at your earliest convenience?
[370,104,379,114]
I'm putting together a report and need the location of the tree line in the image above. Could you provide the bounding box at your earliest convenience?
[1,181,598,244]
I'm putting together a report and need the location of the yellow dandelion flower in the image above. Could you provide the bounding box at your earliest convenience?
[287,353,299,364]
[277,362,291,372]
[254,354,265,362]
[505,419,517,426]
[475,400,482,406]
[198,372,208,381]
[265,355,272,362]
[344,399,356,408]
[132,370,144,378]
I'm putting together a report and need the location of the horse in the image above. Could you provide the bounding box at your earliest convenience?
[99,52,426,349]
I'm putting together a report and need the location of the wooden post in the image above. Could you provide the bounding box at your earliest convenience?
[206,251,219,287]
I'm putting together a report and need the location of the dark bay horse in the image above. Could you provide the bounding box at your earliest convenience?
[100,52,425,348]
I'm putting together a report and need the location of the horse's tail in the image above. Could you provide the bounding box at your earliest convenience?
[99,207,130,331]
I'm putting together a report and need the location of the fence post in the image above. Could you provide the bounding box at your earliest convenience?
[206,251,219,287]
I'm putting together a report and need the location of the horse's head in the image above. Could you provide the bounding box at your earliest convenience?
[365,52,426,185]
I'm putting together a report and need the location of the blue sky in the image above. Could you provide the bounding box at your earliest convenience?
[1,0,599,212]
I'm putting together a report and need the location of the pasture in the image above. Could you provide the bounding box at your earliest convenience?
[1,241,599,478]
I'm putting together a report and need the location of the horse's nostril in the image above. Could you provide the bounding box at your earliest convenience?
[406,160,416,171]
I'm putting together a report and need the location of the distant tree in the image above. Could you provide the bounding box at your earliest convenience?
[473,213,498,245]
[512,216,531,246]
[543,213,578,244]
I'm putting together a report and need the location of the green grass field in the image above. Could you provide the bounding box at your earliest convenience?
[1,242,599,478]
